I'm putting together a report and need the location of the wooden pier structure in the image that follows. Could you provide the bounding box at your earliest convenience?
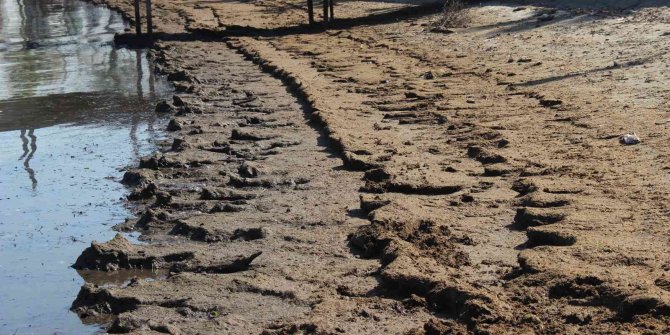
[133,0,152,35]
[132,0,334,36]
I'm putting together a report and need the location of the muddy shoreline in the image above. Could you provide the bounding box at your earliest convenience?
[70,19,399,334]
[0,1,173,333]
[71,0,670,333]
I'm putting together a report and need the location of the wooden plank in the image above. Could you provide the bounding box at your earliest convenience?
[307,0,314,25]
[322,0,329,23]
[134,0,141,34]
[145,0,153,35]
[329,0,334,20]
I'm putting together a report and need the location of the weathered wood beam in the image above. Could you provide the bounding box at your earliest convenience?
[145,0,153,35]
[322,0,329,23]
[329,0,334,20]
[307,0,315,25]
[134,0,141,34]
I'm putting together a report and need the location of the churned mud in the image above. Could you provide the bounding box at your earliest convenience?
[73,0,670,333]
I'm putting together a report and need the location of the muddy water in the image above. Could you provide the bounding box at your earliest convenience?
[0,0,171,333]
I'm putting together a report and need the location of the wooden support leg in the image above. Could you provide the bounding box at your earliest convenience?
[145,0,153,35]
[307,0,314,25]
[329,0,334,21]
[322,0,329,23]
[134,0,141,34]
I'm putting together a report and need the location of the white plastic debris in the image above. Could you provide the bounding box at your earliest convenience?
[620,133,641,145]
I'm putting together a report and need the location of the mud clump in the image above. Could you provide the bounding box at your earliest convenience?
[171,138,189,151]
[348,225,390,259]
[482,164,514,176]
[360,169,462,195]
[359,194,392,214]
[342,151,383,170]
[139,156,183,170]
[201,187,257,201]
[517,193,570,208]
[167,70,189,82]
[71,283,139,320]
[74,234,262,274]
[261,323,326,335]
[466,145,506,165]
[511,178,538,196]
[109,315,183,334]
[618,295,669,320]
[231,128,278,141]
[238,161,263,178]
[128,182,158,200]
[171,251,262,274]
[155,100,176,113]
[73,234,194,271]
[166,118,183,131]
[513,207,566,228]
[417,319,468,335]
[73,234,137,271]
[526,227,576,247]
[210,202,247,213]
[232,227,270,241]
[121,170,153,187]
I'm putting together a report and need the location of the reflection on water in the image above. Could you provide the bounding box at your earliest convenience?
[19,129,37,189]
[0,0,141,100]
[0,0,171,334]
[0,0,169,128]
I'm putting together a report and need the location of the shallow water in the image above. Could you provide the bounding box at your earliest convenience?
[0,0,171,333]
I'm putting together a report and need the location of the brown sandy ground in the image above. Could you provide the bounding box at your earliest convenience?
[72,39,438,334]
[73,0,670,333]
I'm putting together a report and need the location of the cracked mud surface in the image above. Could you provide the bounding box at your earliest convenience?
[75,0,670,333]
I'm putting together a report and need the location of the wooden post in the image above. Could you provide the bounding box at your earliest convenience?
[134,0,141,34]
[307,0,314,25]
[329,0,334,21]
[322,0,329,23]
[145,0,153,35]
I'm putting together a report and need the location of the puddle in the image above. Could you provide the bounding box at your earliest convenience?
[0,0,171,334]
